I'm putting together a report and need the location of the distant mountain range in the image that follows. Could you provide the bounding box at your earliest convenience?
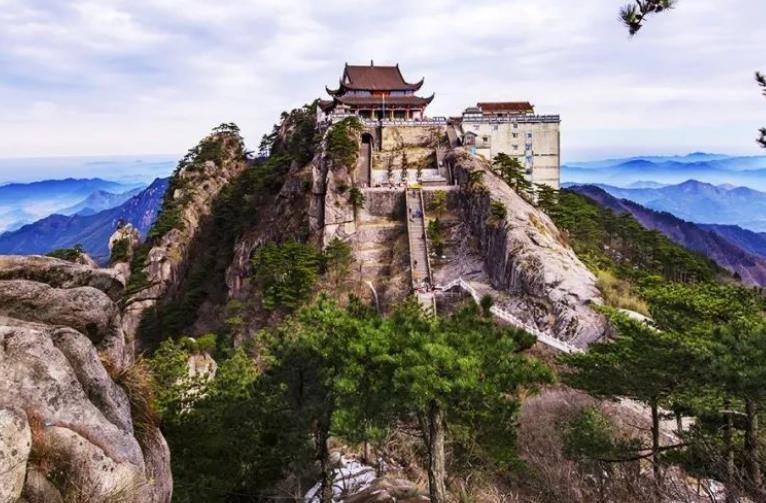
[570,185,766,287]
[563,179,766,232]
[0,178,144,233]
[0,155,177,185]
[0,178,169,263]
[563,153,766,191]
[59,187,145,216]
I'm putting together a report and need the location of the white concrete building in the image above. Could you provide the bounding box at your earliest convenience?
[460,102,561,190]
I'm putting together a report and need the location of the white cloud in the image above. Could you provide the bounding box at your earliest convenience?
[0,0,763,161]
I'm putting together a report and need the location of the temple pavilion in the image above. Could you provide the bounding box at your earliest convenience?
[320,62,435,120]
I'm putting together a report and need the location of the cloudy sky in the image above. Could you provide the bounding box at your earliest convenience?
[0,0,764,162]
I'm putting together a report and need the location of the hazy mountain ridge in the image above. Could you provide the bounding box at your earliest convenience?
[563,153,766,190]
[697,223,766,258]
[59,186,145,216]
[570,185,766,286]
[0,178,169,262]
[0,177,143,233]
[566,179,766,232]
[0,155,176,184]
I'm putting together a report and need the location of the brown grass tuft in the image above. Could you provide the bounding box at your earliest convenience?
[595,269,650,315]
[114,358,160,448]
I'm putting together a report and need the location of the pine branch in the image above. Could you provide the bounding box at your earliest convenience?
[587,442,688,464]
[621,0,677,35]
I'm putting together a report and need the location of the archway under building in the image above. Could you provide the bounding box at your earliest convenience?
[358,133,374,186]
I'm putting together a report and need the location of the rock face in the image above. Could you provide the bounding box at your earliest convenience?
[0,256,171,503]
[109,224,141,262]
[446,150,607,347]
[0,255,124,300]
[124,133,248,349]
[0,408,31,503]
[343,478,429,503]
[322,157,357,246]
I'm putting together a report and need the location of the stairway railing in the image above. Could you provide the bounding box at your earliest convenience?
[437,278,582,354]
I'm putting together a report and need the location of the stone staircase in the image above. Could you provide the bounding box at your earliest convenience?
[405,188,436,313]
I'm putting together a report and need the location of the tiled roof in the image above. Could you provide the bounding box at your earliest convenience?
[327,63,424,94]
[344,64,422,90]
[477,102,534,113]
[335,94,434,107]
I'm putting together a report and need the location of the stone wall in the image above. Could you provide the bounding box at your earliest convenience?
[360,190,405,220]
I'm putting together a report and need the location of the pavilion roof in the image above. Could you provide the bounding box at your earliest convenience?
[327,62,425,95]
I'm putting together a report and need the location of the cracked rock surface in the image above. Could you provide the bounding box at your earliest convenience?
[0,256,171,503]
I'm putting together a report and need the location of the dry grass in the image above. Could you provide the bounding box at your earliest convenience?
[27,412,146,503]
[114,358,160,448]
[61,473,144,503]
[515,387,658,503]
[595,269,650,316]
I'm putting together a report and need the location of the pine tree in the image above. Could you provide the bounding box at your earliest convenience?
[431,190,448,218]
[492,153,532,198]
[252,241,321,311]
[383,301,552,502]
[561,310,693,489]
[535,183,559,216]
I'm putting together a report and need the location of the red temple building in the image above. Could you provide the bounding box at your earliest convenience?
[320,62,435,120]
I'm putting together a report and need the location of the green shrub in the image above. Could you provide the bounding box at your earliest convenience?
[349,187,365,215]
[126,244,150,294]
[327,117,362,167]
[195,334,218,354]
[47,244,85,263]
[427,219,445,256]
[479,294,494,317]
[430,190,447,217]
[252,241,321,312]
[110,238,131,264]
[489,200,507,225]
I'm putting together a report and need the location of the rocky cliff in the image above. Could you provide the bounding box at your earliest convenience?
[225,107,340,301]
[0,126,253,503]
[445,150,607,347]
[123,128,248,349]
[0,256,171,503]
